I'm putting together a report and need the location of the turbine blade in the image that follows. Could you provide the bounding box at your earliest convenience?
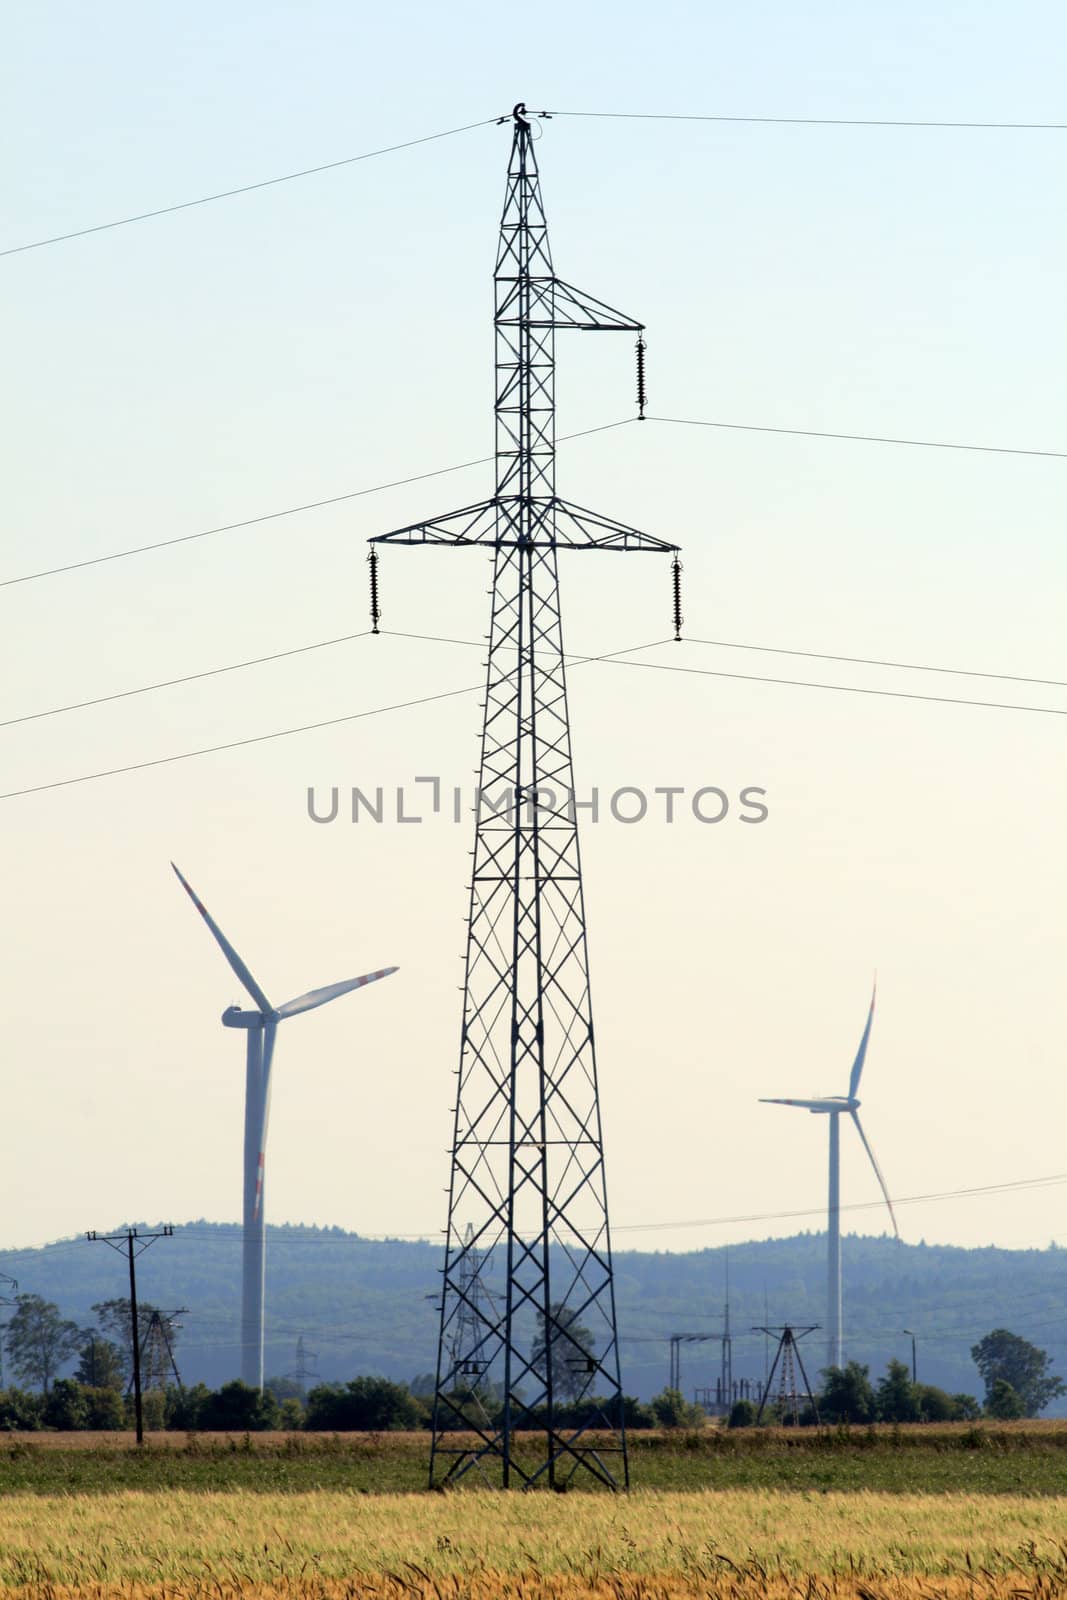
[759,1097,842,1111]
[252,1020,277,1223]
[847,978,878,1099]
[275,966,398,1019]
[850,1109,899,1239]
[172,863,272,1014]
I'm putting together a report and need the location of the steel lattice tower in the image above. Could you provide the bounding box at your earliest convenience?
[371,103,677,1489]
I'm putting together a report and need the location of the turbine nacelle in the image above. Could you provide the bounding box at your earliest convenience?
[222,1006,266,1030]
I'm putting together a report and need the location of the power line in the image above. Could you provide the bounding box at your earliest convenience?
[3,1168,1062,1260]
[97,1170,1067,1247]
[4,633,1062,801]
[0,421,634,588]
[0,632,371,728]
[0,639,666,801]
[0,680,482,801]
[7,105,1058,265]
[3,412,1060,591]
[0,117,497,260]
[683,637,1067,690]
[13,624,1059,731]
[594,651,1067,717]
[551,109,1067,131]
[647,414,1067,460]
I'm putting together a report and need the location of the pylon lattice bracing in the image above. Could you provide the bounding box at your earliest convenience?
[372,104,677,1489]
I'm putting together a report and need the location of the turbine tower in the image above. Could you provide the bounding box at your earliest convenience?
[370,104,677,1488]
[173,863,396,1390]
[760,981,898,1371]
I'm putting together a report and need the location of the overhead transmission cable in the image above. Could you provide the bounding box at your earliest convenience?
[0,639,670,801]
[644,414,1067,459]
[8,626,1062,730]
[0,117,498,259]
[4,413,1062,592]
[3,633,1063,801]
[549,109,1067,131]
[5,105,1062,264]
[4,1169,1062,1260]
[0,421,632,588]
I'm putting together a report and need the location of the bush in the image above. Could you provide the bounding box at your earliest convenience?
[728,1399,758,1428]
[278,1397,305,1430]
[914,1383,956,1422]
[305,1377,423,1431]
[42,1379,88,1431]
[82,1386,127,1430]
[198,1380,281,1431]
[820,1362,876,1424]
[0,1388,42,1430]
[164,1382,211,1429]
[650,1388,705,1429]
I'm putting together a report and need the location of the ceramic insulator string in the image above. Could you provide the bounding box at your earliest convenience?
[368,547,381,634]
[636,335,647,420]
[671,557,683,641]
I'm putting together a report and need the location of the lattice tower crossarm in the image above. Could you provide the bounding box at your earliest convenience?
[371,103,677,1490]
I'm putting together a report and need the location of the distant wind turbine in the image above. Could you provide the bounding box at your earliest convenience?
[760,980,898,1371]
[172,863,397,1391]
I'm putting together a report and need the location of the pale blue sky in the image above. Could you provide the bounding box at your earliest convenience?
[1,2,1064,1257]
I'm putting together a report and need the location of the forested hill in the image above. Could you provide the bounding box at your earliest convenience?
[3,1223,1065,1412]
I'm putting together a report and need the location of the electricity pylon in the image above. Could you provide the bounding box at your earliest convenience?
[371,103,677,1488]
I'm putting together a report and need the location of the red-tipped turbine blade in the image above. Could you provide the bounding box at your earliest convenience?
[172,862,272,1014]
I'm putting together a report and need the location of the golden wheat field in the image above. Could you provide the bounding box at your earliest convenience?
[8,1488,1067,1600]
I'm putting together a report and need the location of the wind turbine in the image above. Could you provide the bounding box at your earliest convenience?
[760,981,898,1372]
[172,863,397,1391]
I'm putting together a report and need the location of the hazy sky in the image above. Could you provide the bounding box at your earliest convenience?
[2,2,1064,1263]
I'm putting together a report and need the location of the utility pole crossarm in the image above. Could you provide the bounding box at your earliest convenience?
[371,495,677,553]
[500,277,644,332]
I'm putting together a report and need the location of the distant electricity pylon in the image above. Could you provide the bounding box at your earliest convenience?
[139,1307,186,1392]
[293,1335,317,1397]
[371,103,678,1488]
[753,1324,821,1425]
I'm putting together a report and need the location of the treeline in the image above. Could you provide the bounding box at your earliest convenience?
[6,1224,1067,1409]
[0,1376,707,1433]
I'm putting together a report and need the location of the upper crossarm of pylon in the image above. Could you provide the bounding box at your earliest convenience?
[370,498,499,546]
[549,279,644,333]
[550,496,678,553]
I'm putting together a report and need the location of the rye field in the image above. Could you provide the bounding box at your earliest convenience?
[5,1426,1067,1599]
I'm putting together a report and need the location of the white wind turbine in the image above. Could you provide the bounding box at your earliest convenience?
[760,981,898,1372]
[173,863,397,1391]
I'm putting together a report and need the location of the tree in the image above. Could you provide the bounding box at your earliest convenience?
[4,1295,82,1394]
[42,1378,88,1431]
[728,1398,758,1429]
[198,1380,281,1432]
[164,1382,211,1430]
[82,1386,127,1429]
[913,1384,957,1422]
[876,1358,920,1423]
[304,1377,422,1431]
[265,1374,305,1404]
[75,1337,125,1392]
[650,1386,705,1429]
[986,1377,1026,1419]
[530,1304,597,1402]
[971,1329,1066,1418]
[0,1388,42,1430]
[819,1362,876,1424]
